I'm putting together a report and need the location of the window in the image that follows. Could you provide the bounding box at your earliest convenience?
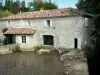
[85,18,88,27]
[74,38,78,49]
[28,20,31,25]
[43,35,54,46]
[22,36,26,43]
[8,21,10,26]
[46,20,51,26]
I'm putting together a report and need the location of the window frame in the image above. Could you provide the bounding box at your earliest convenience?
[22,36,26,43]
[8,21,10,26]
[45,20,52,27]
[85,18,88,27]
[28,20,31,26]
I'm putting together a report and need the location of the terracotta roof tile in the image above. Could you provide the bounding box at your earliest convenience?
[0,8,93,20]
[4,28,36,34]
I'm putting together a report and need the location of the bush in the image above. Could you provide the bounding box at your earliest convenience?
[11,45,21,53]
[3,38,9,45]
[82,44,94,58]
[0,10,12,18]
[2,28,8,33]
[0,39,3,46]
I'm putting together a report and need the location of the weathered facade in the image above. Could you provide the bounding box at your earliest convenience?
[0,8,92,49]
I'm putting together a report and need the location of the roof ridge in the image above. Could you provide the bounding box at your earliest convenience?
[0,8,92,20]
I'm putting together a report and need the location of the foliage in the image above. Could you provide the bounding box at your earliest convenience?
[11,45,21,53]
[28,0,58,11]
[43,2,58,10]
[0,39,3,46]
[4,0,29,14]
[0,0,3,9]
[3,38,9,45]
[2,28,8,33]
[32,1,43,11]
[76,1,100,74]
[82,44,94,58]
[76,0,100,15]
[0,10,12,18]
[76,0,100,57]
[93,14,100,50]
[93,14,100,30]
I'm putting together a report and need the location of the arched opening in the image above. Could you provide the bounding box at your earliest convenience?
[43,35,54,46]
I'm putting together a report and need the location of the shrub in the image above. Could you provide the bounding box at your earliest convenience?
[11,45,21,53]
[82,44,94,58]
[0,10,12,18]
[2,28,8,33]
[0,39,3,46]
[3,38,9,45]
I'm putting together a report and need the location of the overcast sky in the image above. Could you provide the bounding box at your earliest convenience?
[3,0,78,8]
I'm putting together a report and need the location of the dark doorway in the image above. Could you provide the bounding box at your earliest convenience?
[74,38,78,49]
[4,34,13,45]
[43,35,54,46]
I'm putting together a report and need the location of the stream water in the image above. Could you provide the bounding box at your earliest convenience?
[0,51,64,75]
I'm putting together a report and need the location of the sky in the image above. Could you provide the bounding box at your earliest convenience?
[3,0,78,8]
[26,0,78,8]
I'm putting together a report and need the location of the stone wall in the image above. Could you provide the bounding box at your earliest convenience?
[0,16,92,49]
[60,50,89,75]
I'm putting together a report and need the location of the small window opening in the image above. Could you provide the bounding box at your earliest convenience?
[43,35,54,46]
[8,21,10,26]
[22,36,26,43]
[74,38,78,49]
[46,20,51,26]
[28,20,31,25]
[85,18,88,27]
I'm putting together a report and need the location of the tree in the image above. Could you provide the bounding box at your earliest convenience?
[76,0,100,75]
[0,0,3,9]
[28,0,58,11]
[43,2,58,10]
[4,0,29,14]
[32,1,43,11]
[0,10,12,18]
[76,0,100,15]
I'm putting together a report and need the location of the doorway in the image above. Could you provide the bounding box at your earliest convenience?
[74,38,78,49]
[43,35,54,46]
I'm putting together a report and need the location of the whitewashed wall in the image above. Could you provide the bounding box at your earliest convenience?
[15,35,35,45]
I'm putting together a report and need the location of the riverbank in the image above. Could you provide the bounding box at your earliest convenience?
[60,50,89,75]
[0,44,89,75]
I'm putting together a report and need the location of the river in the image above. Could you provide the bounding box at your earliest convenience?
[0,51,64,75]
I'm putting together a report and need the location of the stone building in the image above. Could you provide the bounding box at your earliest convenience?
[0,8,92,49]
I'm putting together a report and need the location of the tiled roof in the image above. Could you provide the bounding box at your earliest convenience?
[0,8,93,20]
[4,28,36,34]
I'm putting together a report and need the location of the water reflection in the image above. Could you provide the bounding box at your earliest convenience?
[0,52,64,75]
